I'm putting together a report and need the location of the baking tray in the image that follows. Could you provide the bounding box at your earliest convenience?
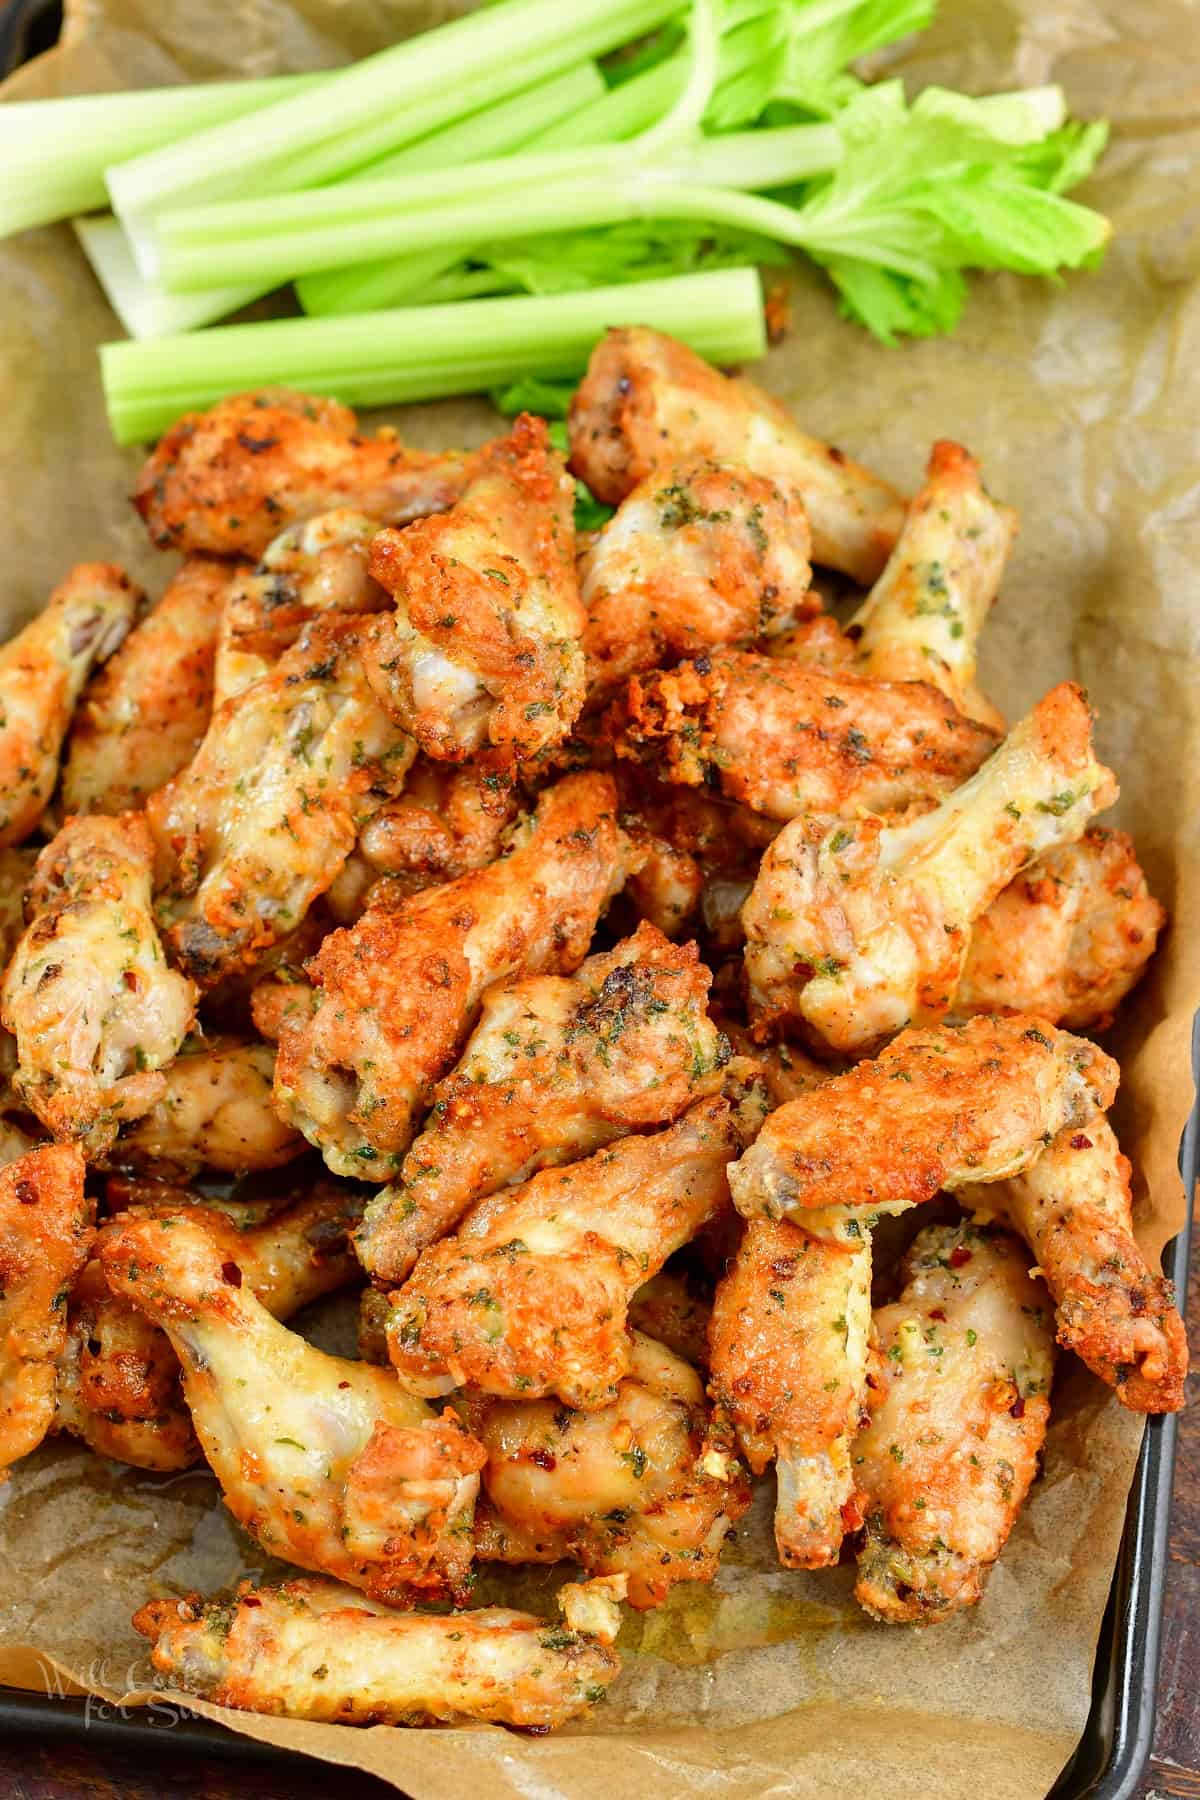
[0,1,1192,1786]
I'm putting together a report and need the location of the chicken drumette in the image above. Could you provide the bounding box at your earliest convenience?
[105,1037,303,1178]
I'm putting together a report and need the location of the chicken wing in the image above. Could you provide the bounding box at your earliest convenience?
[0,1144,92,1474]
[742,681,1118,1053]
[962,1118,1187,1413]
[134,1573,624,1729]
[2,815,196,1156]
[101,1210,484,1599]
[133,389,473,559]
[356,922,730,1286]
[361,415,584,765]
[148,615,415,989]
[465,1330,749,1608]
[709,1218,871,1568]
[954,828,1166,1031]
[577,460,815,691]
[388,1096,737,1410]
[849,441,1017,731]
[61,558,230,816]
[356,757,518,892]
[855,1222,1054,1624]
[627,1271,713,1371]
[0,563,139,847]
[274,771,624,1181]
[105,1037,303,1177]
[568,326,905,583]
[607,650,998,822]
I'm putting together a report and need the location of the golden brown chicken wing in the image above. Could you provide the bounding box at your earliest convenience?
[849,440,1017,731]
[133,389,473,559]
[388,1096,737,1410]
[730,1015,1119,1241]
[962,1118,1187,1413]
[577,460,815,691]
[356,922,729,1285]
[0,1144,92,1474]
[61,558,230,816]
[361,415,584,766]
[855,1222,1054,1624]
[106,1037,303,1178]
[134,1573,625,1729]
[2,815,196,1156]
[101,1210,484,1599]
[355,756,518,892]
[954,828,1166,1031]
[627,1270,713,1371]
[568,326,905,582]
[0,563,139,847]
[607,649,998,822]
[709,1218,871,1568]
[274,771,623,1181]
[742,681,1117,1053]
[465,1330,749,1608]
[148,615,415,989]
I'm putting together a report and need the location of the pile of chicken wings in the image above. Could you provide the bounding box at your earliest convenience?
[0,327,1185,1733]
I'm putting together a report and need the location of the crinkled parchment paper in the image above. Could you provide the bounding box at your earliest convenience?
[0,2,1196,1793]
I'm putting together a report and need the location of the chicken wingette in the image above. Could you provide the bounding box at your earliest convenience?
[354,757,517,897]
[855,1222,1054,1624]
[101,1210,485,1599]
[388,1096,738,1410]
[742,681,1118,1053]
[568,326,905,583]
[962,1118,1187,1413]
[2,815,196,1155]
[106,1037,303,1178]
[274,771,624,1181]
[357,921,729,1286]
[362,414,585,764]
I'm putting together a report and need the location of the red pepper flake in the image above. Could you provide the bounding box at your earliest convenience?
[220,1260,243,1287]
[1011,1396,1026,1419]
[1070,1134,1093,1150]
[840,1494,866,1532]
[123,969,139,992]
[949,1245,972,1268]
[241,1594,262,1608]
[929,1307,947,1322]
[338,1380,351,1389]
[14,1179,36,1206]
[529,1449,557,1471]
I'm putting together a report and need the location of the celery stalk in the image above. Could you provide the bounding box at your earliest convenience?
[73,216,263,340]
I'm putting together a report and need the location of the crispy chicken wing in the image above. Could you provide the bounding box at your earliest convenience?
[148,615,415,989]
[101,1210,484,1599]
[954,828,1166,1031]
[627,1271,713,1371]
[962,1118,1187,1413]
[274,772,623,1181]
[134,1573,624,1729]
[568,327,905,582]
[855,1222,1054,1624]
[709,1219,871,1568]
[0,563,138,847]
[356,922,729,1286]
[742,682,1118,1053]
[106,1037,303,1177]
[0,1145,92,1474]
[730,1015,1119,1241]
[356,757,518,891]
[361,415,584,765]
[577,460,815,691]
[608,650,998,823]
[849,441,1017,731]
[387,1096,737,1410]
[61,559,230,816]
[133,389,473,559]
[2,815,196,1156]
[464,1330,749,1608]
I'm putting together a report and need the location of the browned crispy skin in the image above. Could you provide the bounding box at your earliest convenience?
[61,558,230,816]
[568,326,905,582]
[356,921,729,1285]
[730,1016,1120,1238]
[388,1097,738,1409]
[0,1145,92,1473]
[577,460,816,691]
[274,771,623,1182]
[608,650,999,822]
[955,829,1166,1031]
[362,415,585,764]
[963,1119,1187,1413]
[133,389,472,559]
[133,1575,624,1729]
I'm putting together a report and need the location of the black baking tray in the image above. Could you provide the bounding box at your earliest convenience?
[0,0,1193,1788]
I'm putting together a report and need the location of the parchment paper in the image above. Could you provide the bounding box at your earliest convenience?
[0,2,1197,1795]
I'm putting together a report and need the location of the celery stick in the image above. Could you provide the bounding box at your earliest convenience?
[99,268,765,443]
[73,216,263,339]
